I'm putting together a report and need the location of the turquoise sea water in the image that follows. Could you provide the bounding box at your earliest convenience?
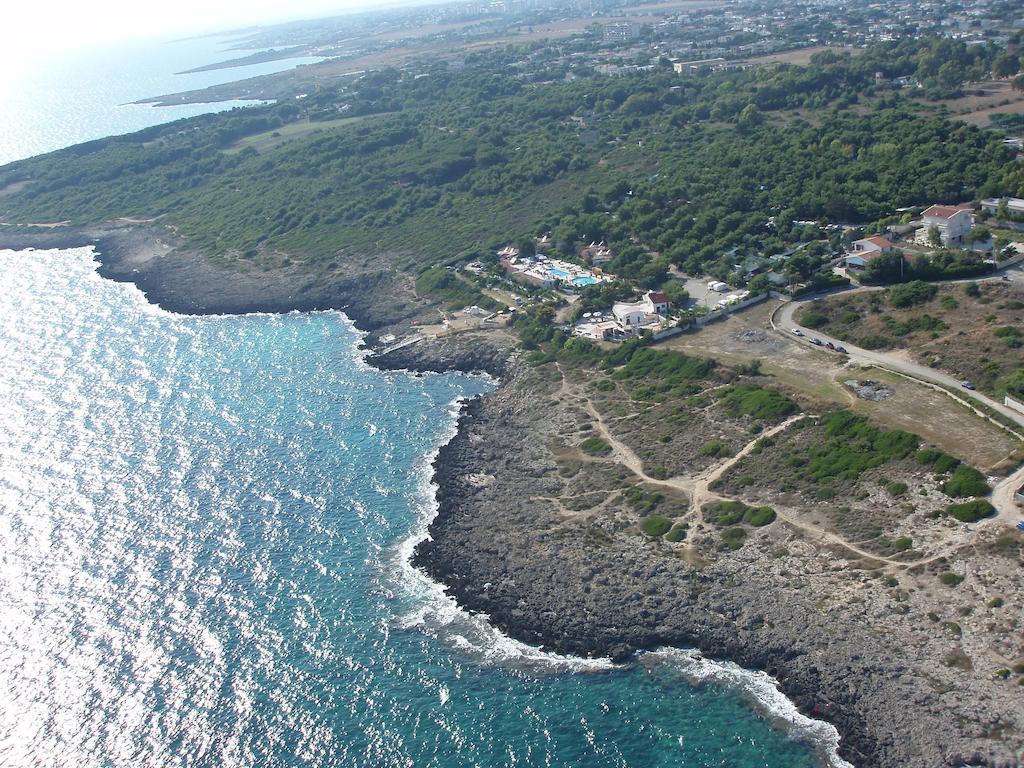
[0,248,848,767]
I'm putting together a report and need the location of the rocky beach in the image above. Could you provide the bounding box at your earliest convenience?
[4,225,1022,768]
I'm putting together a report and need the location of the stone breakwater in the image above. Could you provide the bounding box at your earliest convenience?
[4,225,1020,768]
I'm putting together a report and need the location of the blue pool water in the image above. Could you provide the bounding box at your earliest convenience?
[549,267,571,279]
[0,247,849,767]
[572,276,599,286]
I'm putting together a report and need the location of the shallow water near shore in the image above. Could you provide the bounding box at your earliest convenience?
[0,247,844,767]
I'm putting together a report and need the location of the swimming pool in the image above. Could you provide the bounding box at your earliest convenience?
[572,276,599,286]
[549,268,571,279]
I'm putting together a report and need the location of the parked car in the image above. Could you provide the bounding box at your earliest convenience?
[811,337,823,346]
[961,380,975,390]
[835,346,847,354]
[825,341,835,350]
[791,328,803,336]
[1017,520,1024,531]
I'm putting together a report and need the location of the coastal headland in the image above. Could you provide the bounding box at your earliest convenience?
[3,223,1021,768]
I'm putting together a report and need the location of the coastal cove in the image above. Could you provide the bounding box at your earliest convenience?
[0,241,848,768]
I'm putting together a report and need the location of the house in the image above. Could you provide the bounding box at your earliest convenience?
[575,319,620,342]
[846,236,894,269]
[980,197,1024,217]
[917,205,973,248]
[612,301,649,327]
[643,291,669,314]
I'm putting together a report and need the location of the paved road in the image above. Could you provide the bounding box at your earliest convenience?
[773,296,1024,436]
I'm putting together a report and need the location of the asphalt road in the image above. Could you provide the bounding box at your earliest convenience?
[774,293,1024,435]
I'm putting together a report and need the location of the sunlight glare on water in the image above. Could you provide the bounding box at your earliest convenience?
[0,247,834,768]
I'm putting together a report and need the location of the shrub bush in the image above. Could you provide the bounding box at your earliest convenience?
[719,384,797,420]
[889,280,937,308]
[665,524,688,542]
[946,499,996,522]
[640,516,673,537]
[622,486,664,514]
[721,527,747,550]
[580,437,612,456]
[704,500,748,526]
[943,465,990,498]
[801,311,829,329]
[892,536,913,552]
[886,481,908,496]
[743,505,776,527]
[939,572,964,586]
[699,439,733,458]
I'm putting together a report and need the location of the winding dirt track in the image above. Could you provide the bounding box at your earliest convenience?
[556,363,1024,569]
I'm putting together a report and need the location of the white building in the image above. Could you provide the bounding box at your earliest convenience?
[642,291,670,314]
[917,205,973,248]
[612,301,649,327]
[846,236,894,269]
[980,197,1024,217]
[603,21,640,41]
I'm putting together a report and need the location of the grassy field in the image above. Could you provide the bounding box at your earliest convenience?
[225,115,385,154]
[912,80,1024,128]
[741,45,860,67]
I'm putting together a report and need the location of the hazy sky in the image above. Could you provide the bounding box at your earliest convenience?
[5,0,378,62]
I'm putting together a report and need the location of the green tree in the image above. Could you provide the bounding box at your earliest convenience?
[966,226,991,244]
[747,273,773,295]
[661,280,690,305]
[993,53,1021,79]
[736,104,764,133]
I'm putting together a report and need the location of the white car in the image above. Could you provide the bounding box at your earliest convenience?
[791,328,804,336]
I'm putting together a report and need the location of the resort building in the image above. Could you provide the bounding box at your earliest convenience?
[611,291,670,330]
[499,248,613,291]
[580,241,614,265]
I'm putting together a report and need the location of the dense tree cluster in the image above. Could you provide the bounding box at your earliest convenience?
[2,36,1022,278]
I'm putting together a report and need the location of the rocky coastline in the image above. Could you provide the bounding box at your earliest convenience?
[4,225,1021,768]
[409,363,1022,768]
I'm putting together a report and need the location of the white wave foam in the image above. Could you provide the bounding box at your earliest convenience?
[390,395,857,766]
[645,648,855,768]
[389,395,614,674]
